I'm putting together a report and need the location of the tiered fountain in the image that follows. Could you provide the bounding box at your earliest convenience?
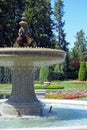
[0,15,65,117]
[0,14,87,130]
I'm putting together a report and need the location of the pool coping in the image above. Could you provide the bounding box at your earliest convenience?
[41,99,87,106]
[1,99,87,106]
[1,126,87,130]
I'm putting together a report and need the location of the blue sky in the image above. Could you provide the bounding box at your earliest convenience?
[51,0,87,49]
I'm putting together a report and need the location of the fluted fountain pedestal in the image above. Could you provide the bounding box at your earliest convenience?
[0,48,65,117]
[2,66,43,116]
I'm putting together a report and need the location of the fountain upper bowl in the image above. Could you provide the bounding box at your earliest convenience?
[0,48,66,67]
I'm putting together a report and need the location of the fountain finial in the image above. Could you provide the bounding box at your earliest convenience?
[13,13,33,47]
[19,13,28,30]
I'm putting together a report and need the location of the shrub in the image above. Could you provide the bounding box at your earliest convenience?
[47,85,64,89]
[0,93,4,98]
[46,95,64,99]
[48,72,65,80]
[39,66,49,84]
[0,93,10,99]
[78,62,86,81]
[67,71,78,79]
[34,84,64,89]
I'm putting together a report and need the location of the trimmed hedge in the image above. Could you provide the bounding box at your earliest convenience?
[46,95,64,99]
[34,84,64,89]
[78,62,86,81]
[39,66,49,84]
[0,93,10,98]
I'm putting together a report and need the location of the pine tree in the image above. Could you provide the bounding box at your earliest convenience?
[0,0,25,47]
[54,0,69,79]
[73,29,87,61]
[54,0,69,51]
[25,0,54,48]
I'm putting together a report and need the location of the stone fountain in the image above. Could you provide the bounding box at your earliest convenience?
[0,15,65,117]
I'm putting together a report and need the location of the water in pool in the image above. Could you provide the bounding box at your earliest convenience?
[0,104,87,129]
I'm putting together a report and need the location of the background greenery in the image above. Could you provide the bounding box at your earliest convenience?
[0,0,87,82]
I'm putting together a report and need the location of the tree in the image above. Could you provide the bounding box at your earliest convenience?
[71,29,87,61]
[86,62,87,80]
[69,48,80,73]
[0,0,25,47]
[69,48,79,61]
[69,30,87,80]
[82,51,87,61]
[25,0,54,48]
[54,0,69,51]
[54,0,69,79]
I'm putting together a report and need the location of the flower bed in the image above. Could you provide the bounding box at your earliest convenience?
[46,90,87,99]
[72,81,87,85]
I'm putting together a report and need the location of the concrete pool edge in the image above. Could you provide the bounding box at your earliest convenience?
[41,99,87,107]
[1,126,87,130]
[1,99,87,106]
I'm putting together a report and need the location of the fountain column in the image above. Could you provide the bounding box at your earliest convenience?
[2,66,44,116]
[9,66,37,103]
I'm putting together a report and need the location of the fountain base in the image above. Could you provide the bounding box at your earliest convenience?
[1,101,44,117]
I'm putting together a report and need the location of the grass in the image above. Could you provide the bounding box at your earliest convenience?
[0,84,12,90]
[44,80,87,92]
[60,81,87,91]
[0,81,87,100]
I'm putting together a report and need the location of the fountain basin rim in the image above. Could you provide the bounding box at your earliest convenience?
[41,99,87,106]
[0,48,66,66]
[0,48,65,56]
[1,99,87,107]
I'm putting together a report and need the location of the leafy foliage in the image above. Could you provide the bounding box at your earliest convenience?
[78,62,86,81]
[39,66,49,84]
[0,92,10,99]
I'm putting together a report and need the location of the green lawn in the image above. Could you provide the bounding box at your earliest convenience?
[59,81,87,91]
[0,81,87,100]
[0,81,87,92]
[45,80,87,92]
[0,84,12,90]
